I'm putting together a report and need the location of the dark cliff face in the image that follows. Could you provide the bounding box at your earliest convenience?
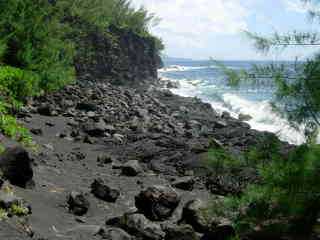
[75,25,163,86]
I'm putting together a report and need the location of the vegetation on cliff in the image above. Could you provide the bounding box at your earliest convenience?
[0,0,163,143]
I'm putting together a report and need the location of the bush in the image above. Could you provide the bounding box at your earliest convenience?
[0,0,75,93]
[0,101,33,147]
[212,144,320,238]
[0,66,39,101]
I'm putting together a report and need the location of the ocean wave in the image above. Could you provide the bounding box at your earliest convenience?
[221,94,307,145]
[170,78,203,97]
[158,65,213,73]
[158,64,246,73]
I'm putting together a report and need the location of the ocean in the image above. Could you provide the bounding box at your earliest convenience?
[158,59,317,145]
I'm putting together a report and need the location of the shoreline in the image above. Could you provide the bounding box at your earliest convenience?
[0,78,293,239]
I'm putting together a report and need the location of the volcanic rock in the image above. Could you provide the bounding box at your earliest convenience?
[121,160,143,176]
[0,147,33,188]
[135,186,180,221]
[91,178,120,202]
[67,191,90,216]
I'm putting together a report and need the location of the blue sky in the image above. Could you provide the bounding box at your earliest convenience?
[131,0,320,60]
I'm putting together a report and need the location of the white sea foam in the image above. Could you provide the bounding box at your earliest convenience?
[221,94,307,145]
[158,65,212,73]
[170,78,203,97]
[167,77,315,145]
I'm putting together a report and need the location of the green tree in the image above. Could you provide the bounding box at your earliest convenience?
[0,0,75,93]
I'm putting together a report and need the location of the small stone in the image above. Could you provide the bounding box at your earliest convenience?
[171,177,195,191]
[67,191,90,216]
[100,227,132,240]
[105,125,116,134]
[67,119,79,127]
[221,112,231,119]
[30,128,43,136]
[113,134,125,144]
[122,213,165,240]
[83,120,107,137]
[97,154,114,164]
[43,143,54,151]
[83,135,95,144]
[164,224,199,240]
[214,120,227,128]
[238,113,252,122]
[76,102,97,112]
[37,104,54,116]
[121,160,143,176]
[45,122,55,127]
[87,111,96,118]
[91,178,120,203]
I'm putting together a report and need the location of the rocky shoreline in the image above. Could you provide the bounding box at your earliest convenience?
[0,79,291,239]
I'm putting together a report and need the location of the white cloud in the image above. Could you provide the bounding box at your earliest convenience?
[132,0,249,35]
[131,0,250,57]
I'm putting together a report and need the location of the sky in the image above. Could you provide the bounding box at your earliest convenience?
[131,0,320,60]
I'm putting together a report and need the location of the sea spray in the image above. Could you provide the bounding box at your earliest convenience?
[159,61,318,145]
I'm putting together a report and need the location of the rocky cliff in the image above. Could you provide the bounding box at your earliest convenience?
[75,24,163,86]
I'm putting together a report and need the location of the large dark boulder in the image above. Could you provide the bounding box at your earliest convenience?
[121,160,143,176]
[0,147,33,188]
[67,191,90,216]
[135,186,180,221]
[91,178,120,202]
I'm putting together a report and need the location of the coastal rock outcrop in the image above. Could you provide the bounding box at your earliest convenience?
[75,25,162,86]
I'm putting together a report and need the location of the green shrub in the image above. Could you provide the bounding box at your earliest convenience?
[9,204,29,216]
[0,208,8,221]
[0,101,33,147]
[0,66,39,101]
[207,148,244,173]
[206,134,320,238]
[215,144,320,237]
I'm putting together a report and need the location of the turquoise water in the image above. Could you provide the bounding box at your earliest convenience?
[159,59,310,145]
